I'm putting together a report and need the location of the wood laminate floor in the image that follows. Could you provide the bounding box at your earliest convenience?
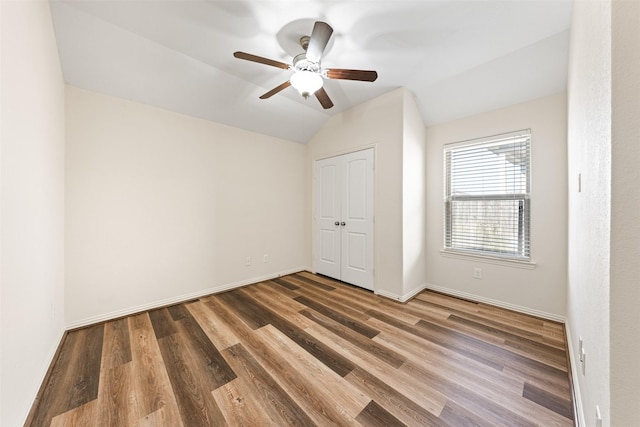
[28,272,575,426]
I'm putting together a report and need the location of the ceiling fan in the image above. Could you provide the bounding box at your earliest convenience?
[233,21,378,109]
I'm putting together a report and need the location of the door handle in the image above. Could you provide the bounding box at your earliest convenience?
[334,221,340,226]
[341,222,346,226]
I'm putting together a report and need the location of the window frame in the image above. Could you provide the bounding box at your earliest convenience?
[443,130,532,262]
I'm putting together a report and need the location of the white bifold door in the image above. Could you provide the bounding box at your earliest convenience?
[314,148,374,291]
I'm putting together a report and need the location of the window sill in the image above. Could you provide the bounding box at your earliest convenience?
[440,249,536,270]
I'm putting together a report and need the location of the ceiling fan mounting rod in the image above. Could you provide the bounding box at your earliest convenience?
[300,35,310,51]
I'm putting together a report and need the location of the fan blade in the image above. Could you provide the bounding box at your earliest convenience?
[306,21,333,63]
[315,87,334,109]
[233,51,290,70]
[259,81,292,99]
[326,68,378,82]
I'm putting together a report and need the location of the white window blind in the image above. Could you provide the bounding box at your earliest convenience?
[444,129,531,260]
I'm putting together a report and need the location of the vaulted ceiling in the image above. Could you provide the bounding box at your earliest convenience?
[50,1,572,143]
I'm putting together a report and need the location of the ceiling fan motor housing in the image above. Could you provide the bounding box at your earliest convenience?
[293,53,321,73]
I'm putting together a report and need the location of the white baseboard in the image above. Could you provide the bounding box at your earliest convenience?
[376,283,428,303]
[424,283,566,323]
[66,267,308,329]
[564,322,585,427]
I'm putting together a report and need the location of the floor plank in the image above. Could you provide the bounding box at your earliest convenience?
[355,400,406,427]
[127,314,183,424]
[300,308,406,368]
[346,367,445,426]
[306,323,448,417]
[148,308,177,339]
[289,273,336,291]
[30,324,104,426]
[172,309,236,390]
[368,309,504,371]
[211,377,266,426]
[28,273,575,426]
[231,289,357,377]
[523,381,575,420]
[220,343,316,426]
[186,300,240,351]
[156,333,226,426]
[256,324,369,425]
[295,295,380,338]
[50,400,98,427]
[95,362,132,426]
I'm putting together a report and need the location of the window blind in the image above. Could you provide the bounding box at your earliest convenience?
[444,129,531,259]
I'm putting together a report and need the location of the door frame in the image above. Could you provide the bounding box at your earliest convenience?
[311,144,377,292]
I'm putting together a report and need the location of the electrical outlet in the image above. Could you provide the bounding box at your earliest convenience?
[264,254,269,263]
[473,267,482,279]
[245,256,252,266]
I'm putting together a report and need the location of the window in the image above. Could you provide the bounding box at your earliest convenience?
[444,130,531,260]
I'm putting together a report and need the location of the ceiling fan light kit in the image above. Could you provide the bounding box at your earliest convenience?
[233,21,378,109]
[290,70,323,98]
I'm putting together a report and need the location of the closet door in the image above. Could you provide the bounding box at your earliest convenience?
[314,148,374,291]
[339,149,374,289]
[315,156,342,280]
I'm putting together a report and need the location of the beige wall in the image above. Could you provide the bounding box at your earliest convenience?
[307,87,428,300]
[1,1,66,425]
[65,86,308,327]
[566,1,612,424]
[307,88,406,299]
[402,91,427,297]
[568,0,640,425]
[610,1,640,423]
[425,93,568,320]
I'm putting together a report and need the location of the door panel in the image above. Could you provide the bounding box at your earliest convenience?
[340,149,374,290]
[346,158,367,220]
[346,231,367,271]
[320,164,338,217]
[315,159,341,279]
[314,148,374,291]
[319,230,338,263]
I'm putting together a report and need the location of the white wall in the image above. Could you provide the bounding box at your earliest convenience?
[307,88,405,298]
[566,1,612,425]
[0,2,66,425]
[65,86,308,326]
[610,2,640,424]
[567,2,640,424]
[425,93,568,320]
[402,91,427,297]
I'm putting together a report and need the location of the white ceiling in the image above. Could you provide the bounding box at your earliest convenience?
[50,0,572,143]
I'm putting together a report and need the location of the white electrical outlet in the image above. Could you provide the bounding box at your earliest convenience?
[264,254,269,263]
[473,267,482,279]
[245,256,252,266]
